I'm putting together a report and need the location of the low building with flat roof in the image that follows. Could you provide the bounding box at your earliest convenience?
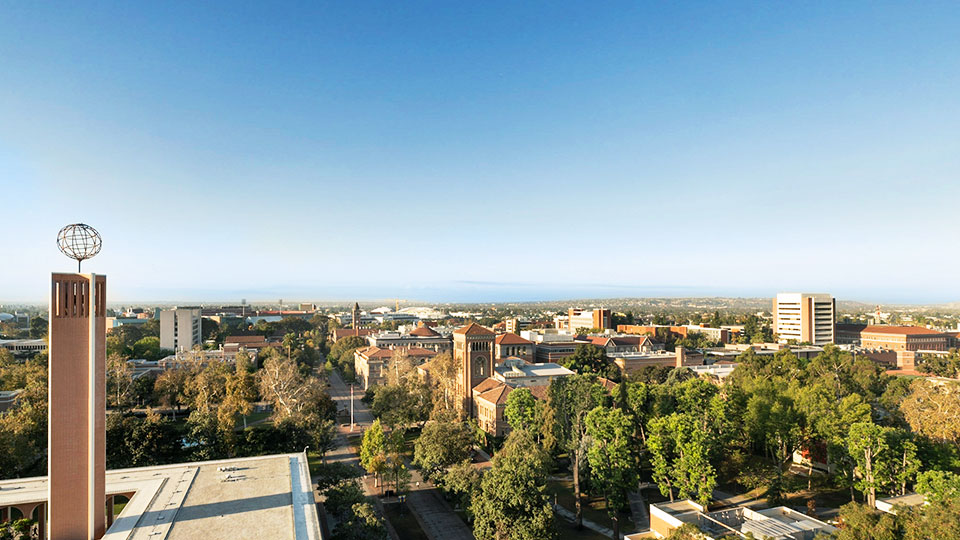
[493,357,573,387]
[0,338,47,357]
[0,453,321,540]
[640,499,835,540]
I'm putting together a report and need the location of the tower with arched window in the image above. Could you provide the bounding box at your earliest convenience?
[452,322,495,415]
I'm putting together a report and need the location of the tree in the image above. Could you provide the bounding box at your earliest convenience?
[900,380,960,451]
[442,460,482,517]
[28,316,47,339]
[413,420,475,481]
[886,430,920,496]
[360,419,387,488]
[562,344,615,378]
[848,422,892,507]
[547,374,606,528]
[503,388,542,433]
[834,502,901,540]
[185,408,228,461]
[369,380,432,429]
[154,368,189,419]
[585,407,638,540]
[257,355,313,420]
[471,429,554,540]
[425,352,459,417]
[219,368,257,434]
[647,412,717,507]
[106,353,134,409]
[331,502,386,540]
[915,470,960,503]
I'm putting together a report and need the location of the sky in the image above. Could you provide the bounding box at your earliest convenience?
[2,2,959,304]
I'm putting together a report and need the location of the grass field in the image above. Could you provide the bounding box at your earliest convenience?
[546,479,633,534]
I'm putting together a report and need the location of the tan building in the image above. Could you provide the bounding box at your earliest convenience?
[367,324,453,353]
[331,327,375,342]
[494,333,534,362]
[773,292,835,345]
[49,272,107,539]
[557,308,612,332]
[354,345,438,390]
[856,325,948,352]
[586,335,655,354]
[453,323,496,415]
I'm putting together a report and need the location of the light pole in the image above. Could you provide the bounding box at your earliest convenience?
[350,383,355,432]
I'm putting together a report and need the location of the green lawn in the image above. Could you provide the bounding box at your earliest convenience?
[555,519,615,540]
[546,479,632,534]
[238,410,273,427]
[382,501,430,540]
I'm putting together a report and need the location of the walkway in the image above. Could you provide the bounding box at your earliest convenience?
[554,504,621,539]
[322,371,474,540]
[628,488,649,531]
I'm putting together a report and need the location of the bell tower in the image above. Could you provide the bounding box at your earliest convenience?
[452,323,495,415]
[352,302,361,330]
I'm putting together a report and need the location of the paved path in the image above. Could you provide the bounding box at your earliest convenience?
[407,487,475,540]
[628,488,649,531]
[712,489,762,509]
[323,371,474,540]
[554,504,621,539]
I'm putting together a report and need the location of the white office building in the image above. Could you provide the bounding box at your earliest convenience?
[159,307,202,352]
[773,293,835,346]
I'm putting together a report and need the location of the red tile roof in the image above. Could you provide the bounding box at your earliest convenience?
[597,377,618,391]
[476,383,512,406]
[410,326,441,337]
[333,328,374,340]
[358,345,437,360]
[454,323,495,336]
[528,386,550,401]
[861,325,945,336]
[472,378,503,394]
[495,333,533,345]
[225,335,268,344]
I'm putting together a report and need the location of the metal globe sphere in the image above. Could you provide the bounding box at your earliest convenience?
[57,223,102,271]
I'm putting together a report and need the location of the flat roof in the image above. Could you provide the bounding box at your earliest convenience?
[0,453,321,540]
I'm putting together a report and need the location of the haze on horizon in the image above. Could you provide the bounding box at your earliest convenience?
[2,2,959,305]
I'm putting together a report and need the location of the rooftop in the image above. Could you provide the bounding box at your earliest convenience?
[454,322,495,336]
[0,453,320,540]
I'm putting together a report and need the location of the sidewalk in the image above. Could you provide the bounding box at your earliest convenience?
[554,503,621,539]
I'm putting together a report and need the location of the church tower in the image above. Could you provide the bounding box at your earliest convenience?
[452,323,495,415]
[352,302,361,330]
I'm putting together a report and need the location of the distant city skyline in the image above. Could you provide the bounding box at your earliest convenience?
[3,3,960,303]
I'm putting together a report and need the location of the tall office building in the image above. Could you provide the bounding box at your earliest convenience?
[49,272,107,539]
[159,307,202,352]
[560,308,612,332]
[773,293,835,345]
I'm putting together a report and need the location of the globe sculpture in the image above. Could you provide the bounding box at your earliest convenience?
[57,223,102,272]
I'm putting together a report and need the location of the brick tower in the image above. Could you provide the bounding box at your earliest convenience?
[49,273,107,539]
[452,323,495,415]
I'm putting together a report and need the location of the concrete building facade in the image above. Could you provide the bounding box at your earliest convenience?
[159,307,202,352]
[773,293,835,345]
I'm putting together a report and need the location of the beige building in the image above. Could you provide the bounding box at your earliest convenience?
[773,293,835,345]
[494,333,535,362]
[354,345,437,390]
[159,307,202,352]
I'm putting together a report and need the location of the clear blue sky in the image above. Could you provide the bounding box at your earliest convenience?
[2,2,959,304]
